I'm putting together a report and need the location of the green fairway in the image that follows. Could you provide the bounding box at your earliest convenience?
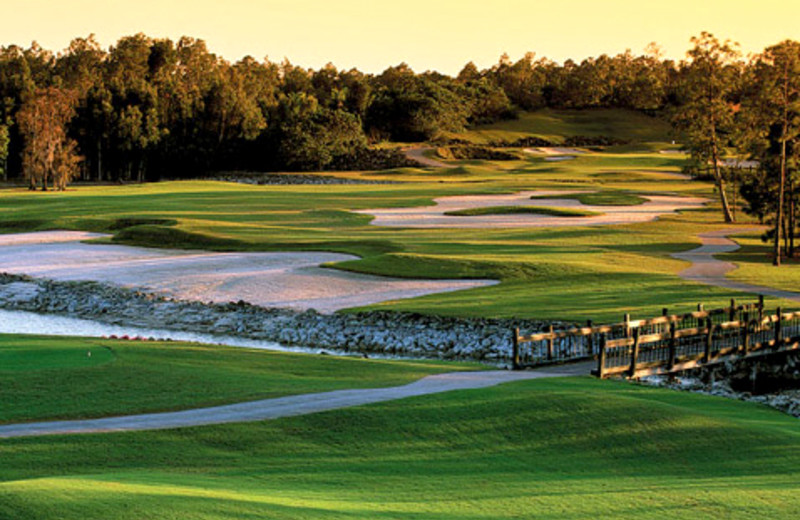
[0,335,477,423]
[1,376,798,519]
[0,109,797,321]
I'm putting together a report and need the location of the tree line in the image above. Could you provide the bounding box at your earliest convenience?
[0,33,682,187]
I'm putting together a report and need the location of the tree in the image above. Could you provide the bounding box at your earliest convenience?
[106,34,163,181]
[739,40,800,264]
[276,92,366,170]
[0,123,8,180]
[673,32,741,223]
[16,87,81,190]
[367,65,468,141]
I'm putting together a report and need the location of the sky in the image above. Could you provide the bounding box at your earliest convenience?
[2,0,800,75]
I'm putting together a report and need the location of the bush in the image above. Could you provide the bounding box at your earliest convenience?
[490,136,555,148]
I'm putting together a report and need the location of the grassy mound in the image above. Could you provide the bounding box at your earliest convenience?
[444,205,602,217]
[0,334,476,423]
[530,191,648,206]
[1,377,798,518]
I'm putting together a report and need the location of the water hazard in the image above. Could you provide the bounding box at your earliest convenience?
[0,309,318,354]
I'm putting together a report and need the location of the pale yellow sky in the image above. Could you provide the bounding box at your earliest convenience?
[2,0,798,74]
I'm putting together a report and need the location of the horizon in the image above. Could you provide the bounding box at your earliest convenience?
[3,0,800,75]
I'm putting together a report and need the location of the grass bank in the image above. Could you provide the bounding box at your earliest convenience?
[1,376,798,518]
[0,334,477,423]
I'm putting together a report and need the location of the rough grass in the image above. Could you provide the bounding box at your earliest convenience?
[443,205,602,217]
[0,376,798,519]
[0,334,477,423]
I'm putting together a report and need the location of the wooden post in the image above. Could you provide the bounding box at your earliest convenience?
[729,299,736,321]
[742,310,750,353]
[597,333,607,378]
[586,320,594,356]
[704,317,713,363]
[775,307,783,347]
[547,324,554,361]
[624,313,631,338]
[697,303,704,312]
[628,328,641,378]
[662,308,669,334]
[758,295,764,323]
[512,328,520,370]
[668,321,677,371]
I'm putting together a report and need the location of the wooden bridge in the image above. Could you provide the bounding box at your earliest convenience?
[512,296,800,378]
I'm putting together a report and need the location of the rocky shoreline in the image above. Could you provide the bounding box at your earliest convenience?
[0,273,560,363]
[639,353,800,418]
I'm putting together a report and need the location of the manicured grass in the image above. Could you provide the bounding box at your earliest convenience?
[0,174,794,321]
[1,377,798,519]
[443,205,602,217]
[0,334,478,423]
[530,191,648,206]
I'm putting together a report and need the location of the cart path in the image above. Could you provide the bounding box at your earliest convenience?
[0,364,592,439]
[672,227,800,302]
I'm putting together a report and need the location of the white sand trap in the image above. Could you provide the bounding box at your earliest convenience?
[356,190,708,229]
[0,232,495,313]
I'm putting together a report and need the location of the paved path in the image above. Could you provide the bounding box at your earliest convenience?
[0,365,592,439]
[672,227,800,302]
[404,147,449,168]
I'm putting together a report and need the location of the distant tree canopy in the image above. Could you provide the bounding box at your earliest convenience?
[0,33,691,184]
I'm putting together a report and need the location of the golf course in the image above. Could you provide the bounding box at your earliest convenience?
[2,108,800,518]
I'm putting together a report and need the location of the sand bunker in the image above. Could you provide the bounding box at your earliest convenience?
[524,148,587,162]
[526,147,587,155]
[356,190,707,229]
[0,232,494,313]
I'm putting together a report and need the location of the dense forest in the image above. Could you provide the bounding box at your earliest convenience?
[1,32,799,263]
[0,33,685,184]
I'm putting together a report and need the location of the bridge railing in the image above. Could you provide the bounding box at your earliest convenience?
[597,307,800,379]
[512,297,765,370]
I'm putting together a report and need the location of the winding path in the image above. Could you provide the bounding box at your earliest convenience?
[0,364,590,439]
[672,227,800,302]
